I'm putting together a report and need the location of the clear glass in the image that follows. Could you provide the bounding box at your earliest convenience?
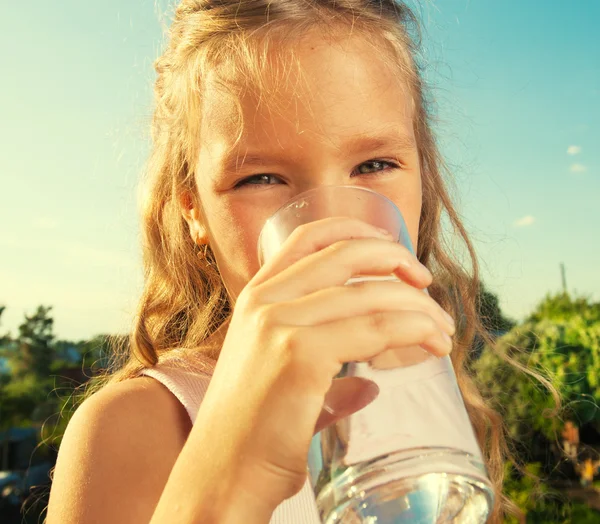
[257,185,494,523]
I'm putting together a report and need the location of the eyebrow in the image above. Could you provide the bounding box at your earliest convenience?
[221,131,417,173]
[338,133,417,157]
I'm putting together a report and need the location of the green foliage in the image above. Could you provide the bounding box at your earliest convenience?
[477,282,516,333]
[503,460,600,522]
[1,375,49,429]
[1,308,57,429]
[0,307,122,440]
[474,293,600,442]
[528,292,600,324]
[569,502,600,524]
[77,334,116,371]
[467,282,516,359]
[0,305,9,345]
[0,305,13,367]
[474,293,600,519]
[7,306,56,379]
[503,462,569,523]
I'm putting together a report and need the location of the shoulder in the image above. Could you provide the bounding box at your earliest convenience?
[66,375,193,447]
[71,375,193,439]
[47,376,192,524]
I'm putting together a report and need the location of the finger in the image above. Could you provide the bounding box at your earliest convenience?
[288,310,452,366]
[256,237,431,303]
[253,216,429,287]
[313,377,380,434]
[271,279,455,336]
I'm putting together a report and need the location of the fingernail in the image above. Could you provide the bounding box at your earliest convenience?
[362,383,380,405]
[367,382,380,397]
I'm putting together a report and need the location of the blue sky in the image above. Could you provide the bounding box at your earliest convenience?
[1,0,599,340]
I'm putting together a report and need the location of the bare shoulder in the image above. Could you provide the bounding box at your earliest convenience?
[61,375,193,447]
[47,376,192,524]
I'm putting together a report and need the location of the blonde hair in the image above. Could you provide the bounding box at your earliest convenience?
[86,1,527,520]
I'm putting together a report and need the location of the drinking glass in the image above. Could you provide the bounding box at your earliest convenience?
[257,185,494,523]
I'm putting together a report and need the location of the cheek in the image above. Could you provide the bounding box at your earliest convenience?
[386,179,423,253]
[208,201,268,293]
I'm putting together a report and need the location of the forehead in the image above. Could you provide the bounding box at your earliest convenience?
[198,31,415,168]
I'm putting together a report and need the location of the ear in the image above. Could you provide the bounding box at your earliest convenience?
[179,190,208,244]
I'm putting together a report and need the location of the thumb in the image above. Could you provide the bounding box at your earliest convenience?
[314,377,380,434]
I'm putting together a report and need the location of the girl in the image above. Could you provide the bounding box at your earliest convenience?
[47,0,516,522]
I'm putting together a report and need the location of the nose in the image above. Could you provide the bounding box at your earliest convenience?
[290,179,353,222]
[294,163,361,202]
[285,183,385,230]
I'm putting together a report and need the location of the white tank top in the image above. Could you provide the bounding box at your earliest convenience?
[140,350,322,524]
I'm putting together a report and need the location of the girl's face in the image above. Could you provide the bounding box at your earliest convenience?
[183,33,423,303]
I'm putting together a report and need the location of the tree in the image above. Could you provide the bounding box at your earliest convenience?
[474,293,600,444]
[471,282,516,359]
[76,334,117,372]
[473,292,600,518]
[477,282,516,333]
[528,292,600,324]
[0,305,13,375]
[10,306,56,379]
[1,307,57,431]
[0,305,9,345]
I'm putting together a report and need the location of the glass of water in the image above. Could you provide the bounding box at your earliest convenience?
[257,185,494,523]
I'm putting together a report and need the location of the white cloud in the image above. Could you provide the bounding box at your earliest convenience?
[513,215,535,228]
[570,163,587,173]
[567,145,582,155]
[32,217,59,230]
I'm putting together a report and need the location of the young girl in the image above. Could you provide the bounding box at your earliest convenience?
[47,0,515,522]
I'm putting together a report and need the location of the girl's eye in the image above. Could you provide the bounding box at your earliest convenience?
[233,160,399,189]
[353,160,399,175]
[234,174,282,189]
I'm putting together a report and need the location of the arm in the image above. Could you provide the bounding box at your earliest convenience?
[150,417,276,524]
[46,377,275,524]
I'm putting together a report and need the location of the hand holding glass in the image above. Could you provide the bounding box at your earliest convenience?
[257,186,493,523]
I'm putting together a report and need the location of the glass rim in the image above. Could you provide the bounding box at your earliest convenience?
[257,185,404,266]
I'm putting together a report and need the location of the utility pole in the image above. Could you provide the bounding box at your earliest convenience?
[560,263,567,293]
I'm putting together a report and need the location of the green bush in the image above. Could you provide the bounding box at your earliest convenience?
[473,293,600,518]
